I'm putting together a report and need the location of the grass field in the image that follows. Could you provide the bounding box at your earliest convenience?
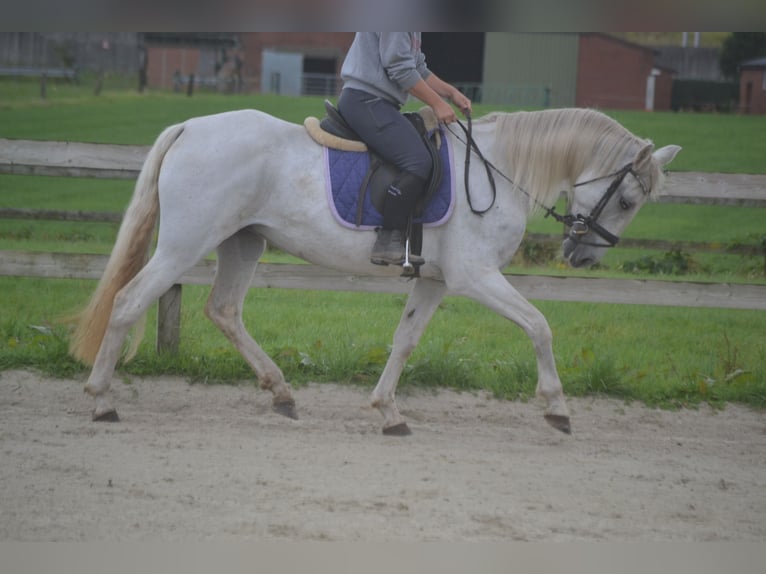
[3,86,765,173]
[1,89,765,409]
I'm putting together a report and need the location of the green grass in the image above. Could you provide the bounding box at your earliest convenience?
[607,110,766,174]
[1,90,765,409]
[0,89,328,144]
[2,87,765,174]
[2,280,764,409]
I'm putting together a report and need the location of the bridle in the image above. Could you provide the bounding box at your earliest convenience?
[450,113,650,249]
[544,162,649,248]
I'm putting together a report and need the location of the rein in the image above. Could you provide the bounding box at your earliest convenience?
[449,115,648,248]
[455,113,496,215]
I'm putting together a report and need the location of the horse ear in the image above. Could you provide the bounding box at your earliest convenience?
[633,143,654,171]
[652,144,682,167]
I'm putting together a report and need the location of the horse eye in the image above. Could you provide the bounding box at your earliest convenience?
[619,197,633,210]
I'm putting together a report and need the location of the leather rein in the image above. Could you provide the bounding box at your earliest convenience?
[450,113,649,248]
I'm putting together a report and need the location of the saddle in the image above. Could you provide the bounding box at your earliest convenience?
[305,101,443,228]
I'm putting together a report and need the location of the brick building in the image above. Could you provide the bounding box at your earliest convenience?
[141,32,354,94]
[239,33,354,94]
[138,33,676,110]
[0,33,678,110]
[430,33,676,110]
[142,33,239,91]
[575,33,674,111]
[739,57,766,114]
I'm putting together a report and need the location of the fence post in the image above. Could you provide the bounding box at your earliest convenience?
[157,284,182,354]
[762,234,766,276]
[94,69,104,96]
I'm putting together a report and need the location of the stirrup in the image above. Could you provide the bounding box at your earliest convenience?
[401,236,417,276]
[400,236,424,278]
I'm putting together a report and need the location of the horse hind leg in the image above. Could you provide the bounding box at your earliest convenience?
[205,229,297,419]
[84,251,194,420]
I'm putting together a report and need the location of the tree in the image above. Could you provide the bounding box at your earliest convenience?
[719,33,766,79]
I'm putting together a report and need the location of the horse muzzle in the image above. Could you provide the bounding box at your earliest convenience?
[563,237,586,267]
[562,236,600,268]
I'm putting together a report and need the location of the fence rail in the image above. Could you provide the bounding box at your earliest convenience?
[0,66,78,80]
[4,250,765,309]
[2,138,765,352]
[3,138,766,207]
[2,207,760,259]
[0,138,148,179]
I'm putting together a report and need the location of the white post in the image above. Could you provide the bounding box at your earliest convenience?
[645,68,661,111]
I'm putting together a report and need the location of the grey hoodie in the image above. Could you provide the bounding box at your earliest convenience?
[340,32,432,107]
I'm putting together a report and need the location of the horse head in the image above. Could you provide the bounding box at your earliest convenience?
[563,142,681,268]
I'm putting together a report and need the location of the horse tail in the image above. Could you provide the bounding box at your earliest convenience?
[68,123,185,366]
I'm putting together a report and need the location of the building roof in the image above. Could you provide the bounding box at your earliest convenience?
[741,56,766,69]
[141,33,238,48]
[582,33,660,56]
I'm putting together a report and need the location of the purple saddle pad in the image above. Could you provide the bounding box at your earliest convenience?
[323,131,455,230]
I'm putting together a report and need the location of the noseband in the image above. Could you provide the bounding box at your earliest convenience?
[545,163,649,248]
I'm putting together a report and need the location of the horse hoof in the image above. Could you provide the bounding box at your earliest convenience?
[544,414,571,434]
[93,409,120,422]
[272,400,298,420]
[382,422,412,436]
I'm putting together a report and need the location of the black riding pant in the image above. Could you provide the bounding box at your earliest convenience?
[337,87,433,180]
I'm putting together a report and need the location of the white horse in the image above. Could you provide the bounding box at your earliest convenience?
[70,107,680,435]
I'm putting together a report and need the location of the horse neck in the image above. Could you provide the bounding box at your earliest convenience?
[492,109,641,211]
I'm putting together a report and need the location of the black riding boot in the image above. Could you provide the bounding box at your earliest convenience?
[371,172,427,266]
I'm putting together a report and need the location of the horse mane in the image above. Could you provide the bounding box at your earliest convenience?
[481,109,663,216]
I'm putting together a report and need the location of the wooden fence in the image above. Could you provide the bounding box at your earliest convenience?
[1,138,765,352]
[3,138,766,206]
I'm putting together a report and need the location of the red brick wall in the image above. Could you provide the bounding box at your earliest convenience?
[654,71,673,111]
[740,69,766,114]
[146,47,201,90]
[576,34,657,110]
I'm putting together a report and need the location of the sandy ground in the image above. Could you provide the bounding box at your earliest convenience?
[1,368,764,542]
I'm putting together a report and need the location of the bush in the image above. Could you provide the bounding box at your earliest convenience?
[514,239,559,266]
[620,249,701,275]
[671,79,739,112]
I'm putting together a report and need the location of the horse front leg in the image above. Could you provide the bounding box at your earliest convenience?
[371,278,446,435]
[456,270,571,434]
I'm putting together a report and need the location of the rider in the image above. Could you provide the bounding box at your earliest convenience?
[337,32,472,267]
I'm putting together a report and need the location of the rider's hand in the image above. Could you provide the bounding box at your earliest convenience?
[433,99,458,124]
[450,90,472,117]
